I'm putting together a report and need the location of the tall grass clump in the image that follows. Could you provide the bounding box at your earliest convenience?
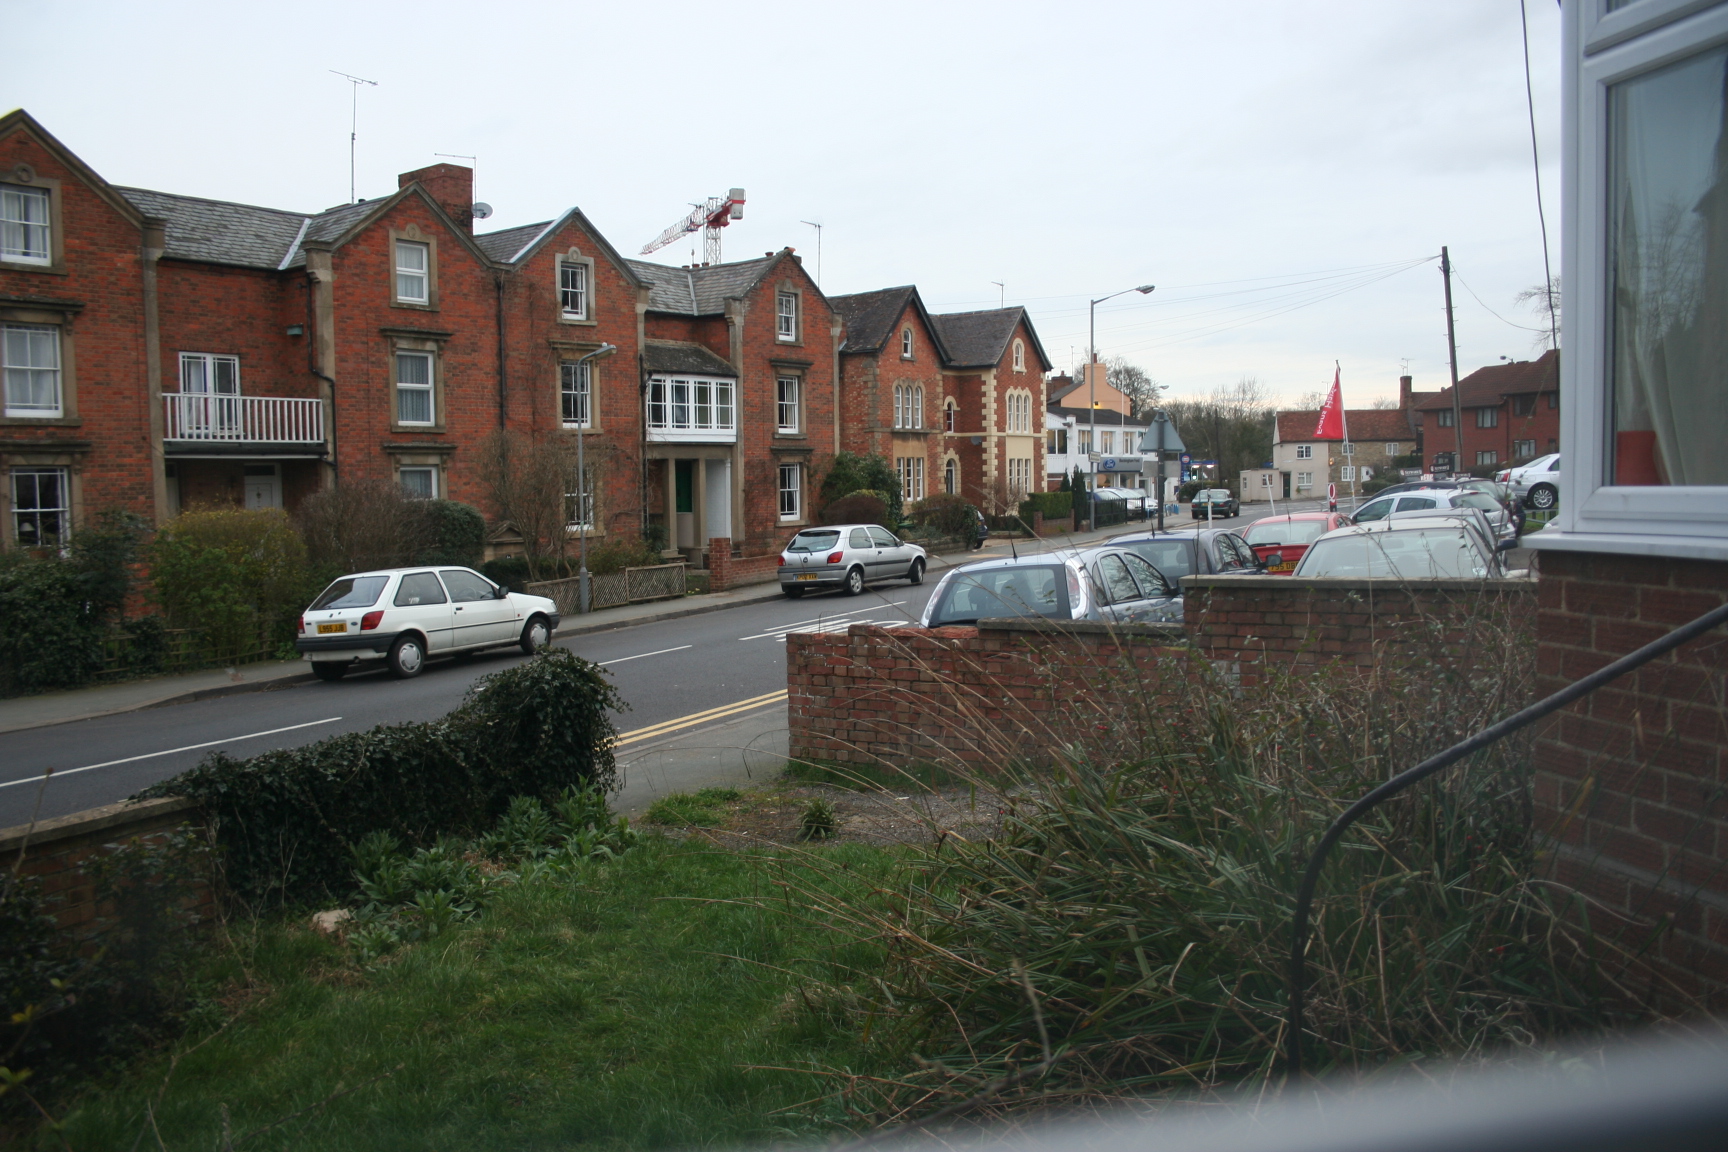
[777,591,1666,1121]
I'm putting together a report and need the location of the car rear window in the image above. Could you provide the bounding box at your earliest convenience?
[1244,519,1329,546]
[310,575,389,610]
[1118,538,1197,581]
[1459,492,1502,511]
[927,564,1069,625]
[394,572,448,607]
[1297,530,1488,579]
[787,530,840,553]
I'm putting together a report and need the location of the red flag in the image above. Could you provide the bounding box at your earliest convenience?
[1314,366,1345,440]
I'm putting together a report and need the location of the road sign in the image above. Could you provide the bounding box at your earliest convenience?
[1327,482,1338,511]
[1180,453,1191,464]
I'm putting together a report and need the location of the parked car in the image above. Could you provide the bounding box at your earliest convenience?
[1189,489,1239,519]
[1107,527,1266,584]
[1291,517,1511,580]
[778,523,928,597]
[1241,511,1354,573]
[295,566,560,681]
[1498,453,1561,509]
[919,546,1179,628]
[1351,486,1515,540]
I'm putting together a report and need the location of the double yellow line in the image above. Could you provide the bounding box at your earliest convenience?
[613,688,788,748]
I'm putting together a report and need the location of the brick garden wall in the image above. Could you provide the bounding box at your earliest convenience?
[0,797,213,951]
[707,536,781,591]
[1532,549,1728,1004]
[787,618,1186,768]
[1183,573,1537,687]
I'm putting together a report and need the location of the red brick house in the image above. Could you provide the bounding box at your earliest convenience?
[1413,350,1559,472]
[829,285,948,505]
[1269,407,1418,497]
[625,249,838,560]
[926,307,1051,512]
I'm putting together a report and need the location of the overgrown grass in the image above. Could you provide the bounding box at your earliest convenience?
[782,759,958,793]
[643,787,743,827]
[47,837,898,1152]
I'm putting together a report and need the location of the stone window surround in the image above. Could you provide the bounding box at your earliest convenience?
[770,357,810,439]
[388,225,440,311]
[382,327,451,433]
[775,456,807,524]
[383,442,453,503]
[0,299,80,427]
[556,247,597,326]
[940,451,960,495]
[900,326,914,360]
[0,439,87,550]
[552,338,606,432]
[1012,338,1026,373]
[0,168,67,275]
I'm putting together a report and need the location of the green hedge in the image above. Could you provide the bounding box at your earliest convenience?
[141,648,624,905]
[0,557,106,696]
[1017,491,1073,522]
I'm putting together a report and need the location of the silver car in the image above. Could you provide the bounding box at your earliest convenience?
[919,546,1180,628]
[778,523,928,598]
[1292,517,1511,580]
[1500,453,1561,509]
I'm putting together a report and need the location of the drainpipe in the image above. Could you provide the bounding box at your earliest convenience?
[141,217,169,524]
[494,273,508,430]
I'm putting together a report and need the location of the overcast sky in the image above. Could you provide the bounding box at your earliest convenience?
[10,1,1562,408]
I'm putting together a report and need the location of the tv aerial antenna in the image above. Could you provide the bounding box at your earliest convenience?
[330,71,378,205]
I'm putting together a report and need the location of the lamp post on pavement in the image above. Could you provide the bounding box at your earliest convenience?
[1088,283,1155,528]
[573,343,618,614]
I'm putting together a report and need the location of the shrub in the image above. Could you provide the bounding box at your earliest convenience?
[819,452,901,523]
[585,538,664,576]
[799,797,837,841]
[0,556,106,695]
[818,493,891,530]
[142,648,624,905]
[907,492,976,538]
[294,480,433,575]
[1017,490,1072,523]
[151,508,309,658]
[415,499,486,566]
[481,555,532,592]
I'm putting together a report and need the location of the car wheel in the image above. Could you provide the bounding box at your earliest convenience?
[843,566,866,596]
[519,615,551,655]
[387,634,426,679]
[311,662,348,682]
[907,558,925,585]
[1528,483,1558,510]
[783,586,805,598]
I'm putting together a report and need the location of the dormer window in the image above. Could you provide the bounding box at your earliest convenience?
[1,185,51,265]
[559,261,588,320]
[776,291,798,342]
[901,327,913,358]
[395,241,429,304]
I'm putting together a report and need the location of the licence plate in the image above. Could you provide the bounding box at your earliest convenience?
[795,573,818,582]
[317,622,347,634]
[1270,563,1295,573]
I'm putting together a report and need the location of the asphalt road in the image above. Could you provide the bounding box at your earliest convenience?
[1,502,1334,828]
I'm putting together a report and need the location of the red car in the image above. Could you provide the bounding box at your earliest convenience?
[1241,511,1354,573]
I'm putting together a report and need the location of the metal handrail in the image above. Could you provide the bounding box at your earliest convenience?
[1285,600,1728,1079]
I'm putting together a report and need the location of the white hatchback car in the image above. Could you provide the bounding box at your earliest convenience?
[294,566,561,680]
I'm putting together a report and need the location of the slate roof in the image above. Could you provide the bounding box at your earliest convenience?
[929,306,1051,370]
[116,187,310,269]
[642,340,738,377]
[626,255,778,315]
[830,285,917,355]
[1048,406,1146,428]
[1275,408,1418,444]
[475,221,550,263]
[294,201,380,261]
[1414,351,1559,411]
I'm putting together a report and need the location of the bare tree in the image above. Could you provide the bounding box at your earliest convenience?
[1101,356,1161,417]
[480,431,582,580]
[1368,397,1400,410]
[1161,377,1276,491]
[296,479,434,573]
[1515,275,1561,352]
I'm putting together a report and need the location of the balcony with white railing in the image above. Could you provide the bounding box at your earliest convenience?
[162,393,325,454]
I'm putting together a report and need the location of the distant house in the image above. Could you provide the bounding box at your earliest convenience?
[1270,407,1418,498]
[1412,351,1559,472]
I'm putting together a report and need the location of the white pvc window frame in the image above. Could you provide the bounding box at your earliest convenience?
[395,240,430,304]
[1556,0,1728,549]
[395,351,435,426]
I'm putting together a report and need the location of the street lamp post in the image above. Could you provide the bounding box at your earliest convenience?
[1088,284,1155,528]
[572,343,618,614]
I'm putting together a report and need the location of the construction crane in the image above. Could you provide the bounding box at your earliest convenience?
[640,188,745,265]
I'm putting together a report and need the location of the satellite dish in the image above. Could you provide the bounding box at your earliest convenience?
[471,202,494,220]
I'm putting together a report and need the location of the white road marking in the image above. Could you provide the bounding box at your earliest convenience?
[737,600,911,641]
[0,717,345,790]
[601,645,693,665]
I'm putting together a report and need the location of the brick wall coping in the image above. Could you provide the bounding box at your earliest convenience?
[974,617,1189,642]
[0,796,196,856]
[1181,574,1536,593]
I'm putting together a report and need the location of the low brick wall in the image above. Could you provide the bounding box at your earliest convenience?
[0,796,213,949]
[708,536,782,592]
[1532,549,1728,1004]
[1184,574,1538,687]
[787,618,1187,768]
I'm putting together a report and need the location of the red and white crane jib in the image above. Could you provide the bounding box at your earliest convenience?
[639,188,746,259]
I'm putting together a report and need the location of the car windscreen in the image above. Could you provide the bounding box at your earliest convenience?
[310,575,390,610]
[1296,530,1488,579]
[1354,498,1395,522]
[926,565,1068,625]
[1459,492,1503,512]
[1243,519,1329,547]
[1117,538,1197,580]
[787,530,841,553]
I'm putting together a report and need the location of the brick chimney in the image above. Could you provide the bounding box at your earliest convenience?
[398,163,474,230]
[1399,374,1413,410]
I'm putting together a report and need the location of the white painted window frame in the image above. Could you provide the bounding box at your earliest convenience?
[395,240,430,304]
[777,375,801,434]
[559,261,588,320]
[776,292,797,342]
[395,351,435,426]
[398,466,438,499]
[2,322,62,418]
[0,184,52,265]
[778,462,802,521]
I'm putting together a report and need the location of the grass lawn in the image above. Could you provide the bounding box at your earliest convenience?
[51,837,897,1152]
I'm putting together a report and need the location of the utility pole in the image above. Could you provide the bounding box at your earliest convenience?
[1441,246,1466,477]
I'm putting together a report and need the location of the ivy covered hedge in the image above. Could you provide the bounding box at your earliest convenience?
[141,649,625,905]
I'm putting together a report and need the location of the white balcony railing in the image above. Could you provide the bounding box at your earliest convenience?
[163,393,324,443]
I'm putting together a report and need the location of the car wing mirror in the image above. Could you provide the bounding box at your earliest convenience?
[1265,551,1283,568]
[495,584,510,598]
